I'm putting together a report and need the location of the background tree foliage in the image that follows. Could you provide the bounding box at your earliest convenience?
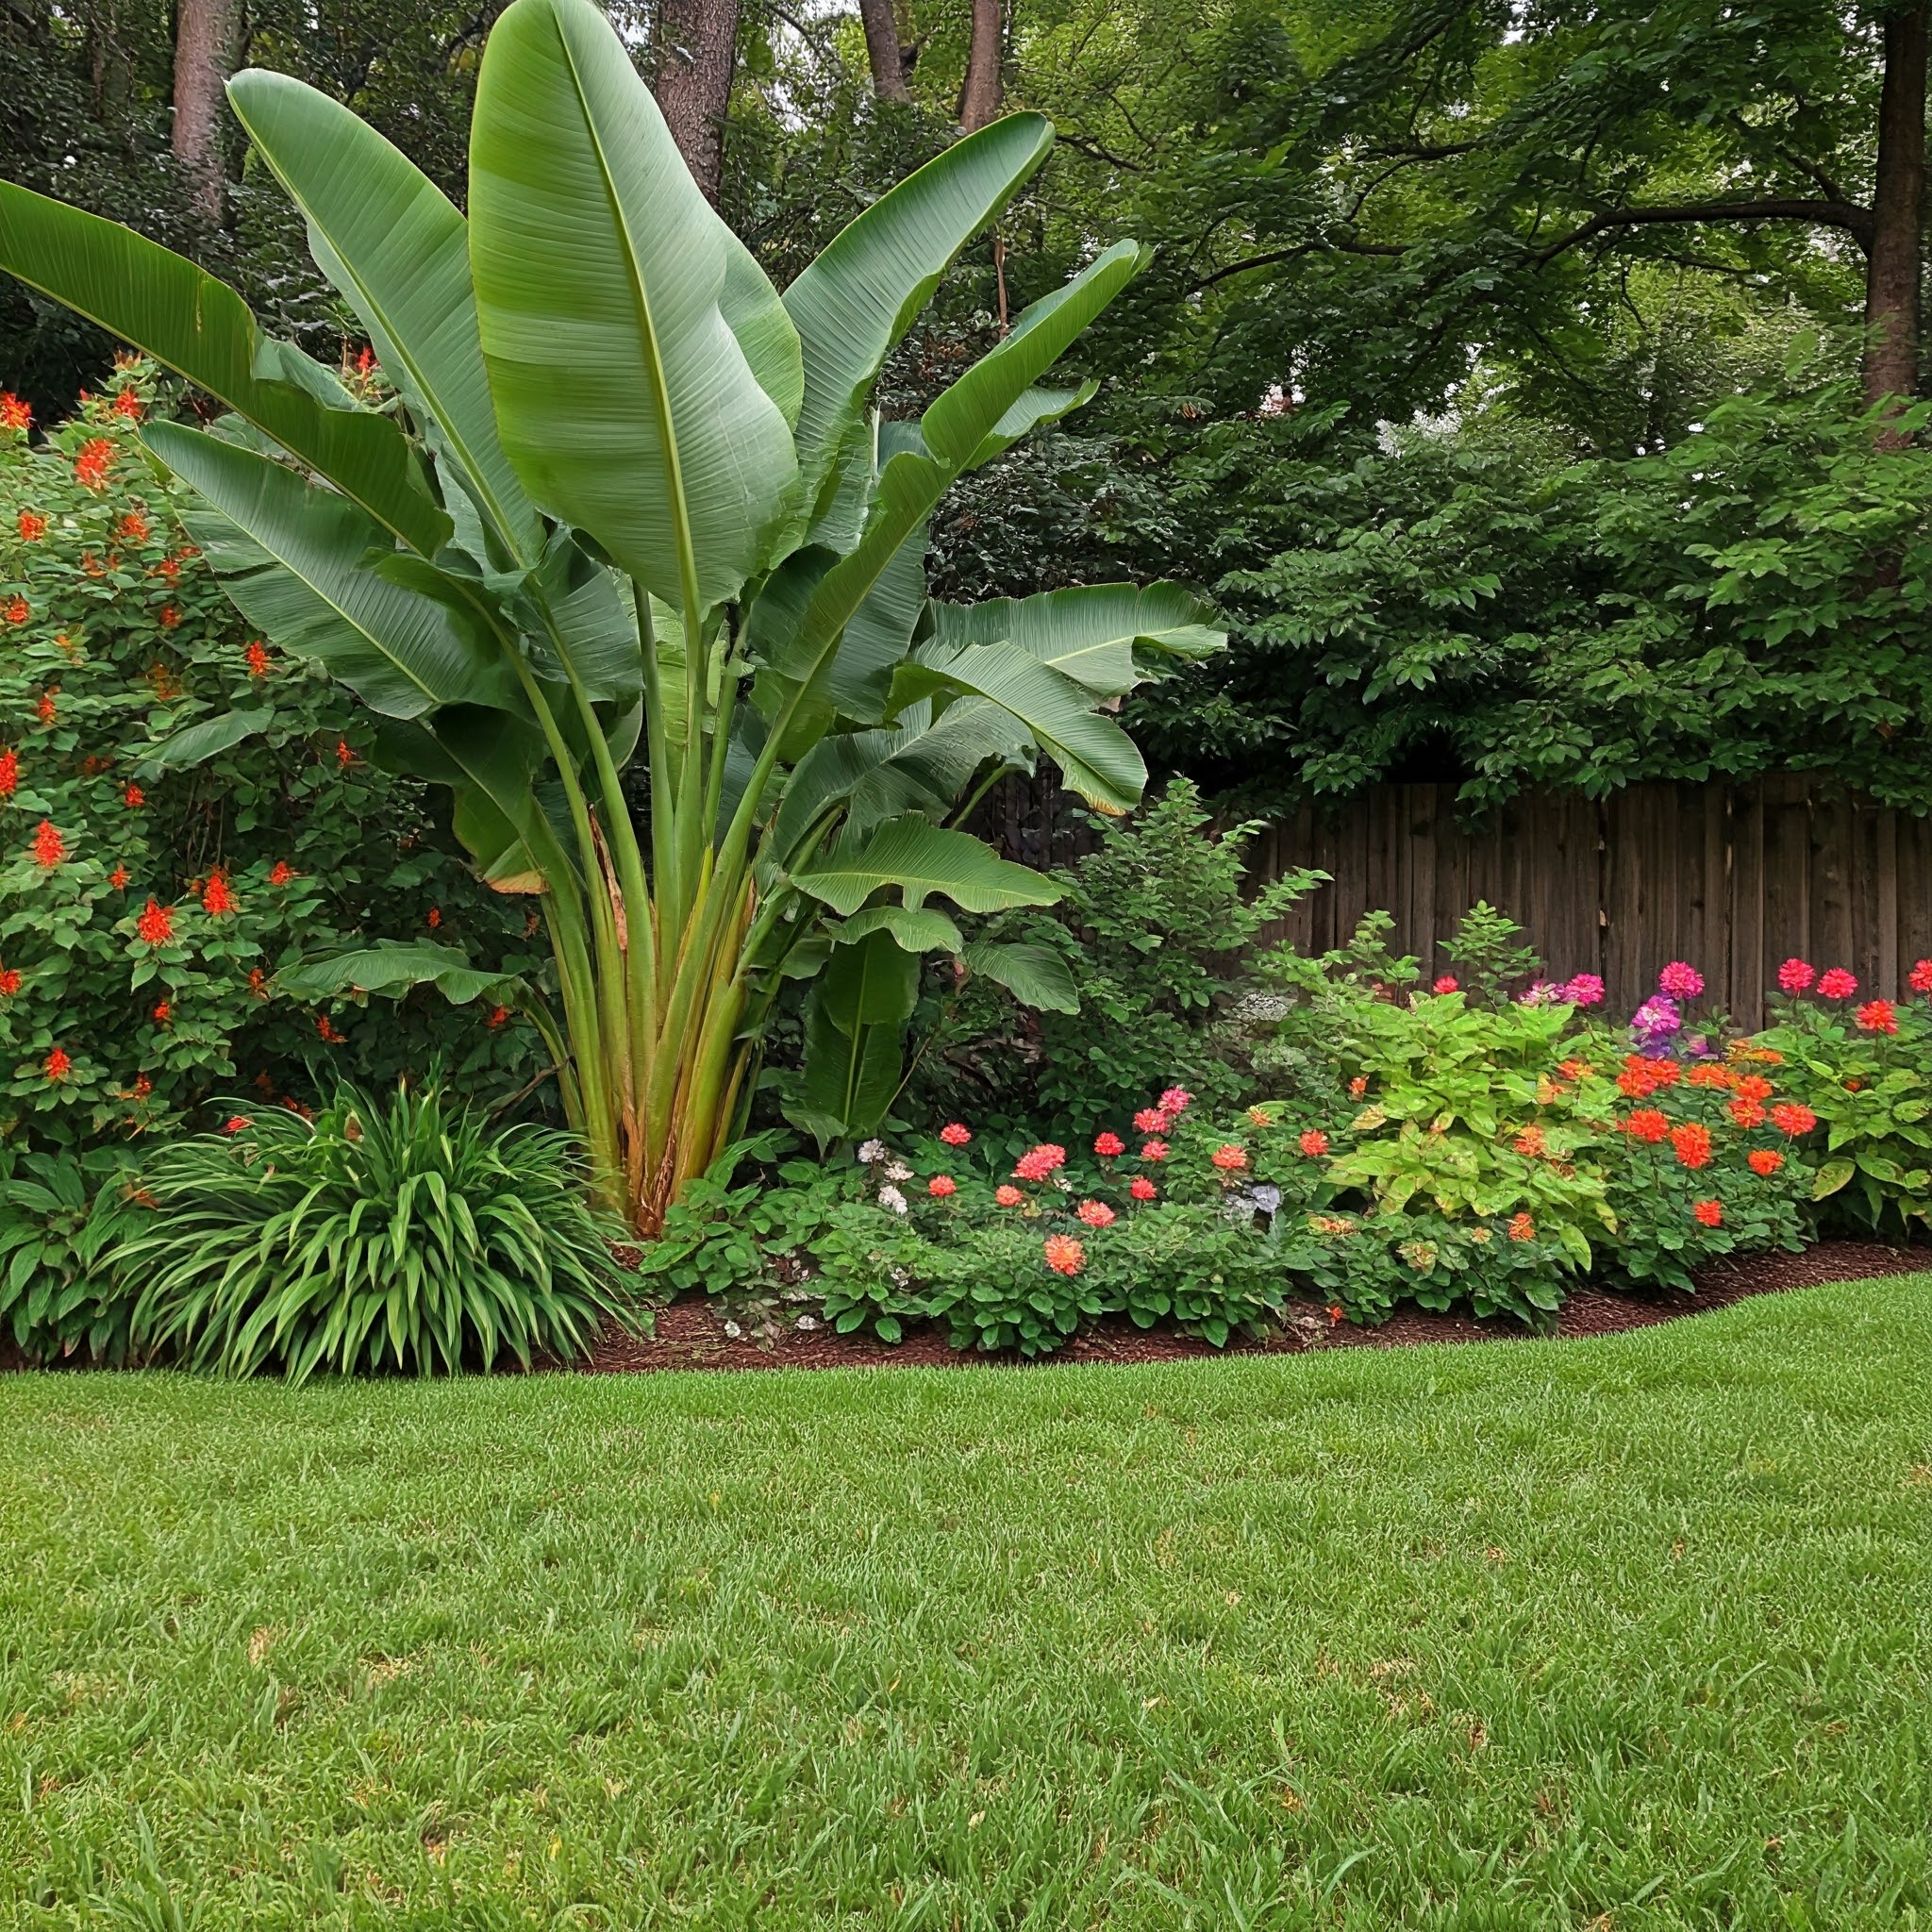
[5,0,1932,808]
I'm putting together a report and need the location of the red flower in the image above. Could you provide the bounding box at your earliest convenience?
[939,1122,972,1147]
[74,437,115,489]
[1133,1107,1173,1134]
[109,865,129,890]
[1140,1138,1170,1162]
[0,966,20,996]
[1042,1234,1085,1277]
[994,1184,1023,1208]
[130,1074,152,1099]
[1691,1198,1724,1228]
[1512,1125,1546,1158]
[1093,1130,1125,1158]
[222,1115,253,1135]
[928,1174,958,1199]
[1299,1128,1330,1157]
[117,511,149,541]
[111,388,142,421]
[247,968,269,998]
[485,1004,509,1027]
[34,687,55,724]
[5,596,27,625]
[1649,1058,1681,1088]
[268,860,295,886]
[0,747,16,796]
[1736,1074,1774,1102]
[1770,1101,1817,1136]
[136,899,175,946]
[158,605,180,629]
[152,1000,172,1025]
[1158,1086,1194,1116]
[1670,1123,1713,1170]
[31,820,65,868]
[1348,1075,1368,1097]
[1856,999,1898,1035]
[1748,1149,1784,1176]
[1727,1096,1766,1128]
[1432,975,1458,993]
[426,906,441,930]
[1328,1304,1347,1324]
[1076,1199,1115,1227]
[123,782,144,809]
[1910,958,1932,994]
[1210,1143,1249,1172]
[0,391,30,430]
[1507,1212,1535,1241]
[1012,1142,1066,1182]
[1129,1175,1158,1202]
[202,872,236,916]
[316,1013,346,1043]
[335,739,355,768]
[1777,958,1815,994]
[1621,1108,1670,1142]
[17,512,45,541]
[44,1046,71,1082]
[1817,967,1858,1000]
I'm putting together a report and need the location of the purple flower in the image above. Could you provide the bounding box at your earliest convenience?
[1657,960,1705,1000]
[1629,993,1683,1058]
[1561,973,1606,1008]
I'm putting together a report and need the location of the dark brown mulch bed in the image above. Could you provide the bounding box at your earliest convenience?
[580,1238,1927,1376]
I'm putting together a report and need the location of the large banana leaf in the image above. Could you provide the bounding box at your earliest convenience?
[149,423,523,720]
[925,582,1225,695]
[899,639,1146,812]
[795,813,1062,915]
[965,940,1080,1013]
[276,940,518,1006]
[0,181,448,558]
[782,113,1053,520]
[468,0,800,611]
[967,382,1097,471]
[226,70,543,569]
[795,930,920,1143]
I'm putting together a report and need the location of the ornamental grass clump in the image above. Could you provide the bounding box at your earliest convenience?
[110,1082,636,1380]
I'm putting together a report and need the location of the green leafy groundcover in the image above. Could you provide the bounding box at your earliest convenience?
[4,1275,1930,1927]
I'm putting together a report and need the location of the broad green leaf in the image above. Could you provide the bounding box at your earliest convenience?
[469,0,800,610]
[926,582,1224,695]
[903,639,1146,812]
[149,423,523,720]
[795,813,1062,915]
[966,381,1097,471]
[0,179,449,557]
[796,995,903,1145]
[226,70,544,567]
[783,114,1053,520]
[275,941,518,1006]
[963,940,1079,1013]
[1811,1158,1856,1197]
[839,905,964,955]
[137,705,277,772]
[820,930,921,1029]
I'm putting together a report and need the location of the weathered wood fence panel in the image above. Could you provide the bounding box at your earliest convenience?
[1253,777,1932,1030]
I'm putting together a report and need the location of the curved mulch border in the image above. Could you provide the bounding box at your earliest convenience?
[580,1238,1927,1375]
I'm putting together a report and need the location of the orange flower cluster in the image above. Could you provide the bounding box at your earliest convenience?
[16,510,45,541]
[74,437,115,489]
[31,820,64,868]
[136,899,175,946]
[1042,1234,1085,1277]
[0,391,31,430]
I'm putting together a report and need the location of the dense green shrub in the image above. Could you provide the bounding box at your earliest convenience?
[109,1082,635,1380]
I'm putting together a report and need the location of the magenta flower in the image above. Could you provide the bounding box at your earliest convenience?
[1817,967,1858,1000]
[1777,958,1815,993]
[1561,973,1606,1008]
[1657,961,1704,1000]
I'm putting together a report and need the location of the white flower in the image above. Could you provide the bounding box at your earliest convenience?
[795,1314,820,1332]
[884,1159,912,1182]
[858,1139,886,1163]
[722,1320,742,1339]
[877,1184,908,1214]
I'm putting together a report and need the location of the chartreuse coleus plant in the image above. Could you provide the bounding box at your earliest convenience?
[0,0,1221,1232]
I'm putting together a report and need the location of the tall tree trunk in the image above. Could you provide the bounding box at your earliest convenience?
[171,0,234,224]
[958,0,1002,130]
[1865,0,1928,419]
[859,0,911,103]
[655,0,739,205]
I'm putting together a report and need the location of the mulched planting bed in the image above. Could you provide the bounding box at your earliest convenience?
[583,1236,1926,1374]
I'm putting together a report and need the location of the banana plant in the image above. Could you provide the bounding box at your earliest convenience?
[0,0,1222,1233]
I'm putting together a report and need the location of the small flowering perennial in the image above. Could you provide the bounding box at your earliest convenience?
[73,437,115,489]
[123,782,144,809]
[222,1116,253,1135]
[1128,1175,1158,1202]
[1777,958,1815,993]
[1911,959,1932,994]
[31,820,65,868]
[44,1046,72,1082]
[202,872,236,916]
[1622,1108,1670,1143]
[1507,1213,1535,1241]
[16,509,45,541]
[1209,1143,1248,1173]
[1298,1128,1329,1157]
[34,686,55,722]
[5,595,27,624]
[1816,967,1858,1000]
[0,391,31,429]
[1691,1199,1724,1228]
[108,865,129,890]
[939,1122,972,1147]
[1727,1097,1766,1129]
[1856,999,1898,1035]
[0,746,17,796]
[1736,1074,1774,1101]
[1140,1138,1169,1162]
[0,966,21,996]
[245,641,273,677]
[1512,1125,1546,1158]
[268,860,296,886]
[1158,1086,1193,1115]
[1561,973,1606,1008]
[117,510,149,541]
[1075,1199,1115,1227]
[994,1184,1024,1208]
[1093,1130,1125,1158]
[152,1001,172,1025]
[1670,1123,1713,1171]
[1348,1075,1368,1097]
[1042,1234,1085,1277]
[110,388,142,420]
[926,1174,957,1198]
[1657,961,1704,1000]
[1431,974,1457,993]
[1012,1142,1066,1183]
[1770,1101,1817,1136]
[485,1004,509,1027]
[1748,1149,1785,1176]
[1132,1107,1171,1134]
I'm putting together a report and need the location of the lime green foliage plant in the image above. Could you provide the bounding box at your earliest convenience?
[109,1080,634,1379]
[0,0,1219,1235]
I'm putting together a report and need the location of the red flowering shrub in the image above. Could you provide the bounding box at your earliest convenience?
[2,371,546,1355]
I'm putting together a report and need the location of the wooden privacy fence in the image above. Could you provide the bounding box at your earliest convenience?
[1251,776,1932,1031]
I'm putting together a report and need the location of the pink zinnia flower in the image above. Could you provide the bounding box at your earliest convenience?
[1128,1176,1157,1202]
[1909,958,1932,994]
[1093,1131,1124,1158]
[1158,1086,1193,1115]
[994,1184,1023,1208]
[1817,967,1857,1000]
[1856,1000,1898,1035]
[1012,1142,1066,1183]
[1140,1138,1169,1162]
[1657,961,1704,999]
[1133,1108,1172,1134]
[1432,975,1457,994]
[1562,973,1606,1008]
[927,1174,957,1198]
[939,1122,972,1147]
[1776,958,1815,994]
[1075,1199,1115,1228]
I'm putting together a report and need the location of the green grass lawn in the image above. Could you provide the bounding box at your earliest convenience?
[4,1278,1931,1930]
